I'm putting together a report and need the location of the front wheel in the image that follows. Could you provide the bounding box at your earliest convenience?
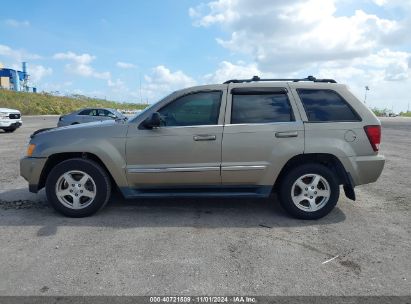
[278,163,340,220]
[45,158,111,217]
[4,127,16,133]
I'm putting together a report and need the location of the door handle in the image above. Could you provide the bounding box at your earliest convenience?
[275,131,298,138]
[193,135,216,141]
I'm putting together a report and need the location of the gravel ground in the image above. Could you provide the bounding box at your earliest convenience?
[0,116,410,296]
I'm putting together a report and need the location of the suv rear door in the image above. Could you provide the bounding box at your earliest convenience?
[221,83,304,194]
[125,86,227,189]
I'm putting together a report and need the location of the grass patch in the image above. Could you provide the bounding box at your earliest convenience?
[0,90,147,115]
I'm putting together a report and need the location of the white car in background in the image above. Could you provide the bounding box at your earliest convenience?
[0,108,22,133]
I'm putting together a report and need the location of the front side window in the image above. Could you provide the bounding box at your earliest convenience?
[158,91,222,127]
[97,109,107,116]
[96,109,115,117]
[297,89,360,122]
[231,93,294,124]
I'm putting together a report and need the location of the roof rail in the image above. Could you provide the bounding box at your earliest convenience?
[223,75,337,84]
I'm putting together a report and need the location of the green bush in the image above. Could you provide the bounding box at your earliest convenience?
[371,107,389,117]
[0,90,147,115]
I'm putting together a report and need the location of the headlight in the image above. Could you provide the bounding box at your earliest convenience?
[27,144,36,156]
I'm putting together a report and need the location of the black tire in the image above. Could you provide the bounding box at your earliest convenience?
[278,163,340,220]
[45,158,111,217]
[71,122,79,125]
[4,128,16,133]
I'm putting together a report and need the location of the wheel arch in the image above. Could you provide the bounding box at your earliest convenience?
[273,153,352,191]
[38,152,118,192]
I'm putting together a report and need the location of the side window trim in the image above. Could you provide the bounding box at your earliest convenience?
[231,87,288,95]
[297,88,362,122]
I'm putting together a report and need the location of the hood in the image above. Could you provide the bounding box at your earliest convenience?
[31,119,125,138]
[0,108,20,114]
[58,119,117,130]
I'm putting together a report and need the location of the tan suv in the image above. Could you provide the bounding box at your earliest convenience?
[20,76,385,219]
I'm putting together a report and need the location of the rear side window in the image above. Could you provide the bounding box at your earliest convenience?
[78,109,92,115]
[231,92,294,124]
[297,89,360,122]
[89,109,97,116]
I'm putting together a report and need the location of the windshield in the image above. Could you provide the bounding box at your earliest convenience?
[129,92,175,123]
[112,109,125,118]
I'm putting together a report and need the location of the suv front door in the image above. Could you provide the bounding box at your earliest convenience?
[125,88,226,191]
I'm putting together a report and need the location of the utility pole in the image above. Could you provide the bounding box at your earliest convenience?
[364,86,369,105]
[139,72,143,104]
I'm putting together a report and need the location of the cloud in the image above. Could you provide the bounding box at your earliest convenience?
[0,44,41,62]
[116,61,136,69]
[190,0,407,72]
[107,78,128,92]
[141,65,196,101]
[53,51,110,79]
[29,65,53,83]
[203,61,265,83]
[4,19,30,28]
[107,78,124,87]
[189,0,411,111]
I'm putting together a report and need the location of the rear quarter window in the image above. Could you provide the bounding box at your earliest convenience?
[297,89,360,122]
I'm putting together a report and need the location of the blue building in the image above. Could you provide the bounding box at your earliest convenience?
[0,62,36,92]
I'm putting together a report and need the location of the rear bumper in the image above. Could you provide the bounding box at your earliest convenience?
[343,155,385,186]
[20,157,47,193]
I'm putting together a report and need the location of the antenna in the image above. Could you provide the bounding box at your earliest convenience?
[364,86,370,105]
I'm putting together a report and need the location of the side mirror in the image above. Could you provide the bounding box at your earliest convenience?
[143,112,161,129]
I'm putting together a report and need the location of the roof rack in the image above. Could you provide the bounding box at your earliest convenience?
[223,75,337,84]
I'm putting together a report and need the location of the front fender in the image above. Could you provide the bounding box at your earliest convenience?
[32,124,129,189]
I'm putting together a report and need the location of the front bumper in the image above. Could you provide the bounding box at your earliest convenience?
[20,157,47,193]
[0,119,22,128]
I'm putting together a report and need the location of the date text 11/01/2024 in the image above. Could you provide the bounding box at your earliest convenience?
[149,296,257,303]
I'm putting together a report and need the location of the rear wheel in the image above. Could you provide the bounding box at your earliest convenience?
[45,158,111,217]
[278,163,340,219]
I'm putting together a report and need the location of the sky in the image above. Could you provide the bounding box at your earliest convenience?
[0,0,410,112]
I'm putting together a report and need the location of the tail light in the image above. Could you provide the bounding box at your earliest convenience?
[364,125,381,152]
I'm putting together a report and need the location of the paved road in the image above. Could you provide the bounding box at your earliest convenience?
[0,116,410,295]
